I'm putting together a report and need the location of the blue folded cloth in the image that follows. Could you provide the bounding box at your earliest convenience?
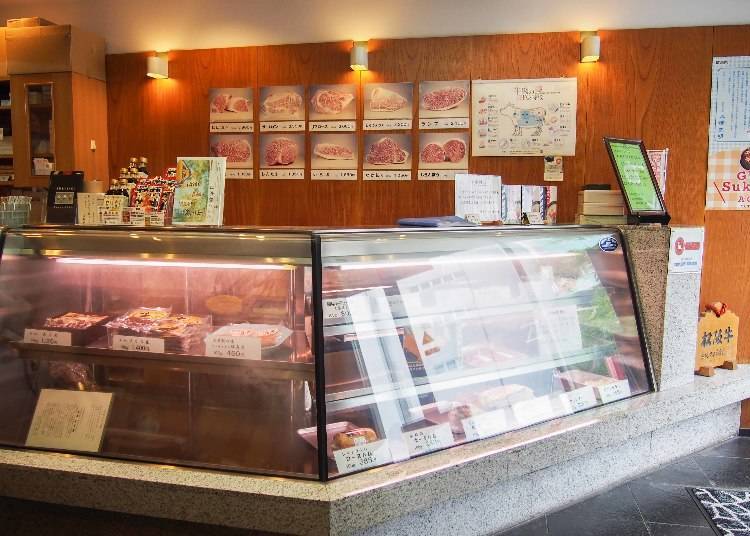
[397,216,478,227]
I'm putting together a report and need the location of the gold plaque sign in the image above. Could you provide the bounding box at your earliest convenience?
[695,307,739,377]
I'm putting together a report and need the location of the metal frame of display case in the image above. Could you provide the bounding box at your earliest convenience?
[0,225,655,482]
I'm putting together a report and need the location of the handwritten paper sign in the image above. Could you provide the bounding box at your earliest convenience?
[418,170,467,181]
[260,169,304,179]
[565,386,599,413]
[26,389,113,453]
[462,408,512,440]
[226,169,254,180]
[205,334,261,360]
[536,304,583,356]
[333,439,393,474]
[403,423,454,456]
[260,121,306,132]
[112,335,165,354]
[24,329,72,347]
[323,297,351,323]
[419,118,470,130]
[364,119,412,130]
[595,379,632,404]
[512,395,558,427]
[311,170,357,181]
[363,170,411,181]
[454,174,502,223]
[210,122,254,133]
[309,121,356,132]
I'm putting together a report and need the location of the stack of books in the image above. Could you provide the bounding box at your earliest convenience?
[575,189,627,224]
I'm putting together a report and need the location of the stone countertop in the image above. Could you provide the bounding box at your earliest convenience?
[0,365,748,535]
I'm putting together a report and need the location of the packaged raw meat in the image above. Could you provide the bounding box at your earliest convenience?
[261,91,303,115]
[421,86,468,111]
[313,143,354,160]
[264,137,298,166]
[365,137,408,165]
[310,88,354,115]
[107,308,212,354]
[370,87,408,112]
[41,312,110,346]
[420,143,446,163]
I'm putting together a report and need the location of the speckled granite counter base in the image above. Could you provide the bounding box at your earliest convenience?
[0,366,747,536]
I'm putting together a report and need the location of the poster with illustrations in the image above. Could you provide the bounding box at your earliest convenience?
[209,134,253,179]
[472,78,577,156]
[311,133,357,180]
[259,85,305,132]
[706,57,750,210]
[417,132,469,180]
[209,88,253,133]
[418,81,470,129]
[363,82,413,130]
[259,133,305,179]
[172,157,226,225]
[363,133,412,180]
[309,84,357,132]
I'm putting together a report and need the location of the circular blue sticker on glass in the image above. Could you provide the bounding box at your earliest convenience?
[599,235,619,252]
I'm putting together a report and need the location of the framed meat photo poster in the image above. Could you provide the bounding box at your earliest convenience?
[418,132,469,181]
[418,81,470,129]
[209,88,253,133]
[309,84,357,132]
[259,86,305,132]
[260,133,305,179]
[311,133,358,180]
[210,134,253,179]
[364,82,413,131]
[363,133,412,181]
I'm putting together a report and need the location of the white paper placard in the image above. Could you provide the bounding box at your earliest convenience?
[226,169,254,179]
[101,210,123,225]
[544,155,564,182]
[309,121,356,132]
[454,174,502,222]
[146,212,165,226]
[363,170,411,181]
[403,422,454,456]
[24,329,72,347]
[536,304,583,356]
[512,395,557,427]
[26,389,113,453]
[418,169,468,181]
[527,212,544,224]
[205,334,261,360]
[76,193,105,225]
[333,439,393,474]
[419,118,470,130]
[210,122,254,133]
[364,119,413,130]
[595,379,632,404]
[323,297,351,322]
[260,169,304,179]
[311,169,357,181]
[565,386,599,413]
[112,335,165,354]
[668,227,705,274]
[126,208,146,226]
[462,408,512,440]
[260,121,306,132]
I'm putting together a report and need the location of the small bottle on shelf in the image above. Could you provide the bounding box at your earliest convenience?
[119,179,131,205]
[127,157,138,175]
[137,157,149,178]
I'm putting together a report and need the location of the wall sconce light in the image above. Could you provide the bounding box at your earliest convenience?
[350,41,369,71]
[580,31,600,63]
[147,51,169,79]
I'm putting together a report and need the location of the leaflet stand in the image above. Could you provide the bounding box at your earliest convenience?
[604,137,670,225]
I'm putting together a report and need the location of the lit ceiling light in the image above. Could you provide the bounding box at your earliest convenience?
[580,31,600,63]
[350,41,369,71]
[147,51,169,79]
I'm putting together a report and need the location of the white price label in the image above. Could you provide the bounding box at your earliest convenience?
[323,298,351,322]
[527,212,544,224]
[309,121,356,132]
[418,169,467,181]
[595,380,632,404]
[260,121,305,132]
[205,335,261,360]
[24,329,72,347]
[101,209,123,225]
[363,119,412,130]
[565,386,598,413]
[112,335,165,354]
[419,117,469,129]
[209,121,254,133]
[311,169,358,180]
[260,169,304,179]
[226,169,254,179]
[462,408,512,440]
[363,170,411,181]
[403,423,454,456]
[146,212,165,226]
[333,439,392,475]
[512,395,557,427]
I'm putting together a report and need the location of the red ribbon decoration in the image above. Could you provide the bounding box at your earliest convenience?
[706,302,727,317]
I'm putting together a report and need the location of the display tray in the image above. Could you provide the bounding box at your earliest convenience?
[11,341,315,382]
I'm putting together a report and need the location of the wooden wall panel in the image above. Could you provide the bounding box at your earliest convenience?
[72,73,109,182]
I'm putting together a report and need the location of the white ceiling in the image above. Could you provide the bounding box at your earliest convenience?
[0,0,747,54]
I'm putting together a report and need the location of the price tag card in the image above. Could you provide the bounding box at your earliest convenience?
[333,439,393,475]
[260,169,305,179]
[112,335,165,354]
[363,170,412,181]
[101,209,123,225]
[512,395,558,427]
[24,329,72,347]
[205,334,261,360]
[527,212,544,225]
[596,380,632,404]
[565,386,598,413]
[323,297,351,323]
[419,118,470,130]
[26,389,113,453]
[146,212,166,226]
[209,121,254,133]
[311,169,358,181]
[260,121,306,132]
[403,423,454,456]
[309,121,356,132]
[226,169,254,179]
[462,408,512,440]
[364,119,413,130]
[418,169,468,181]
[123,208,146,226]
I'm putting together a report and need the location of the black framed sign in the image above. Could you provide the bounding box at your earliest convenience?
[603,137,670,224]
[46,171,84,224]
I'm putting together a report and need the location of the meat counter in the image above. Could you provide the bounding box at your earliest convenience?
[0,225,653,481]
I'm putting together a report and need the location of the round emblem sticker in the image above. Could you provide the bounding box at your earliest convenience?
[599,235,619,252]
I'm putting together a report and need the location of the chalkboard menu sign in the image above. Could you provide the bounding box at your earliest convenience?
[46,171,84,224]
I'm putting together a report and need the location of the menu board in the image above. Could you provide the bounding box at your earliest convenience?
[311,133,358,180]
[209,87,253,133]
[606,140,662,213]
[172,157,226,225]
[309,84,357,131]
[418,81,470,130]
[260,133,305,179]
[259,85,305,132]
[417,132,469,181]
[363,134,412,181]
[472,78,577,156]
[210,134,253,179]
[363,83,413,130]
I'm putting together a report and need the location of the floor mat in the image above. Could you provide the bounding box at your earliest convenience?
[689,487,750,536]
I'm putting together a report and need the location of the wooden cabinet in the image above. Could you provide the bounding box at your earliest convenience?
[10,72,108,187]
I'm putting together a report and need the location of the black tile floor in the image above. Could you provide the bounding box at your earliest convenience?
[499,436,750,536]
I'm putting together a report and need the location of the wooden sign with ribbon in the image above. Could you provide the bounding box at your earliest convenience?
[695,302,739,377]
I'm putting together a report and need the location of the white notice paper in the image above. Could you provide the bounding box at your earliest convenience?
[26,389,113,452]
[536,304,583,356]
[24,329,72,347]
[462,408,512,440]
[512,395,558,427]
[333,439,393,474]
[112,335,165,354]
[403,423,454,456]
[454,174,502,223]
[205,334,261,360]
[565,386,599,413]
[596,379,632,404]
[668,227,705,274]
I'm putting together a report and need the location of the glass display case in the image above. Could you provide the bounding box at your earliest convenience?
[0,225,652,480]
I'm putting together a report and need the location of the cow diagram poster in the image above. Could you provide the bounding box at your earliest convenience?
[706,56,750,210]
[471,78,577,156]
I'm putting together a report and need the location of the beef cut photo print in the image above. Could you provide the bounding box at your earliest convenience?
[311,133,357,170]
[418,132,469,169]
[419,81,470,120]
[259,85,305,122]
[209,88,253,123]
[363,133,412,170]
[364,82,414,121]
[210,134,253,169]
[309,84,357,121]
[260,133,305,169]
